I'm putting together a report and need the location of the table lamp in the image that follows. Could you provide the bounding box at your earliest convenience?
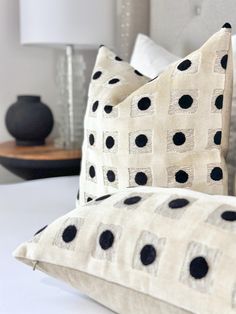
[20,0,115,149]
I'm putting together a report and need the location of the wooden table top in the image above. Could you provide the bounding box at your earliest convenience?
[0,141,81,161]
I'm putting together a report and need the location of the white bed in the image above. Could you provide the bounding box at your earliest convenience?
[0,176,112,314]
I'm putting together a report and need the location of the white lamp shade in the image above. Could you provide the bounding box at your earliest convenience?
[20,0,115,48]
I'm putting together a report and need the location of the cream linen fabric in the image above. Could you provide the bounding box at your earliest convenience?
[78,26,233,205]
[14,186,236,314]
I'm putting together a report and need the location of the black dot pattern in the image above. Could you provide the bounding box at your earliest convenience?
[221,55,228,69]
[221,210,236,222]
[189,256,209,279]
[107,170,115,182]
[124,196,142,205]
[62,225,77,243]
[175,170,189,183]
[140,245,157,266]
[108,78,120,84]
[106,136,115,149]
[135,134,148,147]
[214,131,222,145]
[92,71,102,80]
[222,22,231,28]
[115,56,122,61]
[168,198,190,209]
[210,167,223,181]
[99,230,114,250]
[215,95,223,109]
[137,97,151,111]
[87,197,93,202]
[135,172,148,185]
[92,101,99,112]
[104,105,113,114]
[89,134,95,146]
[89,166,96,178]
[134,69,143,76]
[34,225,47,236]
[95,194,112,202]
[177,59,192,71]
[173,132,186,146]
[178,95,193,109]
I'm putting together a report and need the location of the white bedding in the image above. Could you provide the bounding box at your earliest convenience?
[0,176,112,314]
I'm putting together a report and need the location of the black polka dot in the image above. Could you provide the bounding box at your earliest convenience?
[189,256,209,279]
[214,131,222,145]
[221,54,228,69]
[89,166,96,178]
[34,225,47,236]
[108,78,120,84]
[76,191,80,200]
[168,198,189,209]
[92,100,99,112]
[222,22,231,29]
[87,197,93,202]
[99,44,105,48]
[221,210,236,222]
[62,225,77,243]
[178,95,193,109]
[135,172,148,185]
[134,69,143,76]
[89,134,95,145]
[92,71,102,80]
[107,170,115,182]
[137,97,151,111]
[99,230,114,250]
[106,136,115,149]
[135,134,148,147]
[115,56,123,61]
[175,170,189,183]
[124,196,142,205]
[140,245,156,266]
[104,105,113,114]
[148,75,158,83]
[173,132,186,146]
[210,167,223,181]
[215,95,223,110]
[177,59,192,71]
[95,194,112,202]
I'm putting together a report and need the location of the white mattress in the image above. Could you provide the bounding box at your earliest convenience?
[0,176,112,314]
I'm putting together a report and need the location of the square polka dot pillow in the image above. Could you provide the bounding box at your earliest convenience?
[14,186,236,314]
[78,24,233,205]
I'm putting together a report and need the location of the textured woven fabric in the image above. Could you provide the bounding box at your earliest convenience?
[14,186,236,314]
[78,26,233,205]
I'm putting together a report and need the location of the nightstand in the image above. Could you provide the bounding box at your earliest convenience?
[0,141,81,180]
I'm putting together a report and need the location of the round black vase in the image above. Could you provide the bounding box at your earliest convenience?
[5,95,54,146]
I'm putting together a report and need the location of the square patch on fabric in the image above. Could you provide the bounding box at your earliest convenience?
[169,90,198,114]
[132,231,166,275]
[180,241,221,293]
[129,168,152,186]
[129,130,152,153]
[167,129,194,153]
[52,217,84,250]
[206,205,236,233]
[167,166,193,188]
[131,94,154,117]
[92,223,122,262]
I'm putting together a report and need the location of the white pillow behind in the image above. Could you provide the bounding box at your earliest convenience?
[130,33,179,78]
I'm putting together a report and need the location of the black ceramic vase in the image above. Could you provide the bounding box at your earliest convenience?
[5,95,54,146]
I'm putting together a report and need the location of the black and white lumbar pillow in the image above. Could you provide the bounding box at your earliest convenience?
[78,24,233,205]
[14,186,236,314]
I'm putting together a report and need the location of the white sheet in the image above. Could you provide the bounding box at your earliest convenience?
[0,176,112,314]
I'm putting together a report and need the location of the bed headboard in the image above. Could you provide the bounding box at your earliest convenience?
[150,0,236,57]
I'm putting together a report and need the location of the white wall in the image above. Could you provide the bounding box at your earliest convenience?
[0,0,56,183]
